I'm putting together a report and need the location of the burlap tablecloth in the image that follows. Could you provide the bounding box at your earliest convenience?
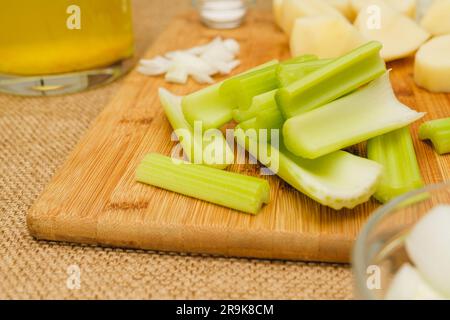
[0,0,353,300]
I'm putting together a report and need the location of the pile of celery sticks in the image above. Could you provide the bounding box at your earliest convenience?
[136,41,426,213]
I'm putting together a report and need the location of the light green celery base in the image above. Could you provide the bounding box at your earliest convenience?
[234,129,382,210]
[136,153,270,215]
[419,117,450,155]
[159,88,234,169]
[182,82,234,130]
[283,72,425,159]
[276,41,386,118]
[368,127,424,204]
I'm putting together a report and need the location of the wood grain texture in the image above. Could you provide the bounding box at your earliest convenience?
[27,11,450,263]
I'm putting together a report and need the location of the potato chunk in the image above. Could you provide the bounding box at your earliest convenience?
[279,0,344,35]
[351,0,417,18]
[354,0,429,61]
[421,0,450,36]
[415,35,450,93]
[290,15,366,58]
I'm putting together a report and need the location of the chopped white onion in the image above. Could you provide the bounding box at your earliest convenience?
[385,264,444,300]
[223,38,240,55]
[138,37,240,84]
[405,205,450,298]
[165,64,188,84]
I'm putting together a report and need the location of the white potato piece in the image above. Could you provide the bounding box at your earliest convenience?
[290,15,366,58]
[421,0,450,36]
[405,205,450,297]
[324,0,356,20]
[351,0,417,18]
[280,0,344,35]
[354,0,429,61]
[273,0,284,27]
[385,264,444,300]
[415,35,450,93]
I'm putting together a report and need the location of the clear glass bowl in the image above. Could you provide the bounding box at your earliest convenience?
[352,182,450,300]
[192,0,254,29]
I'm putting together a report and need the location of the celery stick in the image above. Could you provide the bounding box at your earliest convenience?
[182,60,279,129]
[283,73,425,159]
[419,117,450,155]
[182,82,234,130]
[276,41,386,118]
[255,107,284,131]
[220,56,316,110]
[232,90,277,123]
[283,54,318,64]
[368,127,424,203]
[159,88,234,169]
[136,153,270,214]
[276,59,332,87]
[234,129,382,210]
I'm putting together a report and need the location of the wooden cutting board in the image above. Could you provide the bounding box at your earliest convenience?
[27,11,450,263]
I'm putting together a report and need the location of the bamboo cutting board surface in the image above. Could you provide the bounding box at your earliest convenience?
[27,11,450,263]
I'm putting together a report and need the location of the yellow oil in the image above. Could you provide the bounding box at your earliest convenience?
[0,0,134,75]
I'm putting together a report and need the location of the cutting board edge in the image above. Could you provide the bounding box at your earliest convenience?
[27,209,352,263]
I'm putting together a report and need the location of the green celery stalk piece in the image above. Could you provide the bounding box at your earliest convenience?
[136,153,270,215]
[276,41,387,118]
[182,82,234,130]
[282,54,318,65]
[234,129,382,210]
[182,60,279,129]
[419,117,450,155]
[367,127,424,204]
[276,59,332,87]
[220,55,317,110]
[159,88,234,169]
[255,107,284,131]
[232,90,277,123]
[283,72,425,159]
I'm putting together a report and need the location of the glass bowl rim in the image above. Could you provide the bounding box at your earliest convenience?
[352,181,450,300]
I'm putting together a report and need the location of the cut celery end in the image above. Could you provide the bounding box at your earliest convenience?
[182,82,234,130]
[221,64,279,109]
[234,129,382,210]
[159,88,234,169]
[136,153,270,215]
[181,59,280,130]
[276,41,386,118]
[277,59,332,87]
[232,90,277,123]
[368,127,424,204]
[218,58,312,110]
[283,72,425,159]
[419,118,450,155]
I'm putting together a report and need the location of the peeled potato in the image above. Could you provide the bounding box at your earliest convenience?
[415,35,450,93]
[405,205,450,297]
[280,0,344,35]
[351,0,417,18]
[291,15,366,58]
[324,0,356,20]
[385,264,444,300]
[421,0,450,36]
[273,0,284,28]
[354,0,429,61]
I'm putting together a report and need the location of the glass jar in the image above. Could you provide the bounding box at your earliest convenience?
[353,183,450,299]
[0,0,134,96]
